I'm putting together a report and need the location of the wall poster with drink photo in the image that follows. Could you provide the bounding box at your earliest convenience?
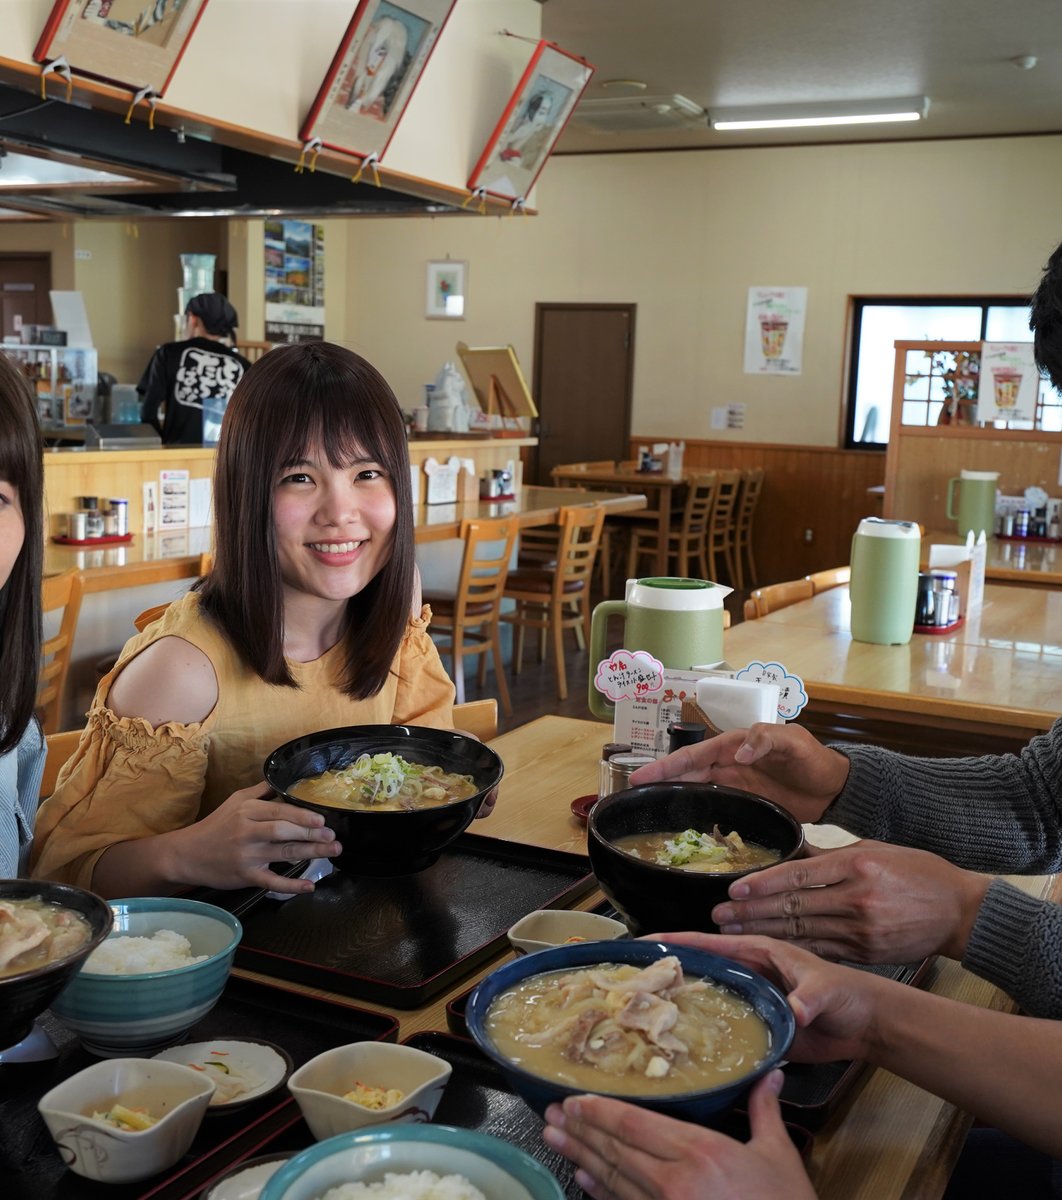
[264,220,325,344]
[977,341,1038,424]
[744,286,807,375]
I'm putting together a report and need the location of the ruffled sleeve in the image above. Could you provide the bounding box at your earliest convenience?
[390,605,455,729]
[30,705,210,891]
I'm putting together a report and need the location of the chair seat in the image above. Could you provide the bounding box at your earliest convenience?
[505,569,587,596]
[423,593,495,618]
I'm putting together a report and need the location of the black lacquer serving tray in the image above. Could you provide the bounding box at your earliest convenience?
[445,957,932,1131]
[1,975,397,1200]
[193,834,596,1008]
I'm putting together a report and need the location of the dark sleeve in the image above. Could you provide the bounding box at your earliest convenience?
[137,348,167,433]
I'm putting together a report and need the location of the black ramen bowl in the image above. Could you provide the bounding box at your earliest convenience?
[264,725,504,876]
[0,878,113,1050]
[588,782,805,935]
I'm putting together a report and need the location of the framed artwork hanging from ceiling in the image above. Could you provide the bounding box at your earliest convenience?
[34,0,212,95]
[300,0,459,161]
[468,41,594,202]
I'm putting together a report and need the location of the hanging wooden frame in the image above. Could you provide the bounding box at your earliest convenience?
[300,0,458,161]
[468,40,594,202]
[34,0,212,95]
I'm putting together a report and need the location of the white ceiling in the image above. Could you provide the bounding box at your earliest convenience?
[542,0,1062,153]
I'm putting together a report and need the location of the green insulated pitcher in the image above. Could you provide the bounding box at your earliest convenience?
[946,469,999,539]
[588,577,731,719]
[849,518,921,645]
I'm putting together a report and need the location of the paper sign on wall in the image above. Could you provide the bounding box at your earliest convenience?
[978,342,1038,423]
[744,287,807,375]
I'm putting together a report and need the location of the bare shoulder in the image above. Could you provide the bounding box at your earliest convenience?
[108,636,219,727]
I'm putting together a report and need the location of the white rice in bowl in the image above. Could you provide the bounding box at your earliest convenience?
[85,929,207,974]
[321,1173,486,1199]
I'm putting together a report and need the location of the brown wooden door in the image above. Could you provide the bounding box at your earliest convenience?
[0,255,52,340]
[532,303,635,484]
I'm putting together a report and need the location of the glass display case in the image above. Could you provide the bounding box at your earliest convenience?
[0,343,99,426]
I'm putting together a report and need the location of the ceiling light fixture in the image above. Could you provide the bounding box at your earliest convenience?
[710,96,929,131]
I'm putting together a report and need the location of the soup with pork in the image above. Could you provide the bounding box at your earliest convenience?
[289,751,477,812]
[484,955,770,1095]
[613,827,780,873]
[0,897,93,979]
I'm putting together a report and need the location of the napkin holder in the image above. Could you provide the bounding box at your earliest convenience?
[423,456,460,505]
[921,531,987,617]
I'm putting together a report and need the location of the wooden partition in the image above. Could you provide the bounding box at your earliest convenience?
[628,439,884,585]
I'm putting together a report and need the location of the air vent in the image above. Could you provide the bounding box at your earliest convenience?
[570,94,707,134]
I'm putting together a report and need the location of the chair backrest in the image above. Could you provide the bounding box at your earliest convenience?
[680,472,718,534]
[234,341,273,363]
[454,516,518,621]
[746,577,815,618]
[554,504,606,593]
[40,728,83,798]
[708,469,743,544]
[452,698,498,741]
[806,565,851,594]
[37,568,84,735]
[736,468,766,532]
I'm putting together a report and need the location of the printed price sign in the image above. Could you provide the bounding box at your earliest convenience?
[594,650,665,702]
[734,661,808,720]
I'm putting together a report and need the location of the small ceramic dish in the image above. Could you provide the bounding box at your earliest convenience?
[507,908,629,955]
[154,1039,293,1110]
[287,1042,452,1141]
[199,1152,291,1200]
[570,793,598,822]
[38,1057,215,1184]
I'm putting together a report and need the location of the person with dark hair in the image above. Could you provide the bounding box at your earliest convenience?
[0,353,45,876]
[32,342,456,897]
[137,292,251,445]
[1030,238,1062,391]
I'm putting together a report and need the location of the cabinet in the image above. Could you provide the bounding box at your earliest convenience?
[0,344,98,426]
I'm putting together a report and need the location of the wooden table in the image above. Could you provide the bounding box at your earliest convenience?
[724,583,1062,744]
[551,466,687,574]
[235,714,1056,1200]
[926,529,1062,588]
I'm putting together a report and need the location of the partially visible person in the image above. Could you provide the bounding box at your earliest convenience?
[0,354,45,876]
[544,932,1062,1200]
[32,342,457,897]
[137,292,250,444]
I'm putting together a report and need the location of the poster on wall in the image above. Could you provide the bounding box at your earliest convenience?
[264,220,325,344]
[977,341,1038,423]
[743,287,807,375]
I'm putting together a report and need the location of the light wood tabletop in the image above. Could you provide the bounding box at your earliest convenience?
[238,714,1055,1200]
[724,584,1062,736]
[925,529,1062,587]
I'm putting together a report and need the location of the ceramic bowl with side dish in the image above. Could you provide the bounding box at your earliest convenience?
[0,878,113,1051]
[507,908,628,956]
[465,938,795,1126]
[587,781,805,934]
[38,1056,216,1183]
[263,725,503,876]
[287,1041,452,1141]
[50,897,242,1057]
[259,1126,566,1200]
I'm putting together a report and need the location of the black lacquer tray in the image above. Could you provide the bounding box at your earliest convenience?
[1,975,397,1200]
[193,834,596,1008]
[445,957,932,1132]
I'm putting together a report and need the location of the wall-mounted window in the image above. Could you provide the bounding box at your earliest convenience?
[844,297,1050,448]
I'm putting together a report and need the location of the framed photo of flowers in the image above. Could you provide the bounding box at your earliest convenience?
[300,0,459,161]
[34,0,212,95]
[425,260,466,319]
[468,41,594,202]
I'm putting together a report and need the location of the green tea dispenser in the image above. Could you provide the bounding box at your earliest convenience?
[849,517,921,645]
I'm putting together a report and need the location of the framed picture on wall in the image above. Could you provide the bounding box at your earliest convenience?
[300,0,459,161]
[34,0,212,95]
[425,260,466,319]
[468,41,594,202]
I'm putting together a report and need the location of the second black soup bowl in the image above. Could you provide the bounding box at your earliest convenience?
[264,724,504,876]
[588,782,805,935]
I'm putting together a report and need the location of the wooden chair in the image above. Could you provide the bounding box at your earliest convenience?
[233,341,273,363]
[502,505,605,701]
[549,461,620,592]
[40,728,83,799]
[706,469,742,585]
[626,472,717,580]
[743,577,815,621]
[806,565,851,594]
[733,467,766,590]
[423,516,518,715]
[37,569,84,735]
[452,698,498,742]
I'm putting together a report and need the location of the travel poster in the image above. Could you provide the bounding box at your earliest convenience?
[744,287,807,375]
[264,220,326,344]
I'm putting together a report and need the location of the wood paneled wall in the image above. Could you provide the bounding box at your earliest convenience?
[629,439,885,585]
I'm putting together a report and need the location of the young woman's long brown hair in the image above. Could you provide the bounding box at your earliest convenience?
[198,341,415,697]
[0,354,44,754]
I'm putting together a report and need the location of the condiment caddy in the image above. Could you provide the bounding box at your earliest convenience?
[52,496,132,545]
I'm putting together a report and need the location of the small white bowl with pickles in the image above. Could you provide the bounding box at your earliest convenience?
[506,908,628,955]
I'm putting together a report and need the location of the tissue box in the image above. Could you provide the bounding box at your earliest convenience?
[423,456,460,505]
[922,533,986,617]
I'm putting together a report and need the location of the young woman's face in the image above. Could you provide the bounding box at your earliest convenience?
[0,476,25,591]
[273,444,397,608]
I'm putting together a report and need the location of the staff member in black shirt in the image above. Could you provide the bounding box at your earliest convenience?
[138,293,251,444]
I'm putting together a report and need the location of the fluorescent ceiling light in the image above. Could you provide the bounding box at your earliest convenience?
[710,97,929,131]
